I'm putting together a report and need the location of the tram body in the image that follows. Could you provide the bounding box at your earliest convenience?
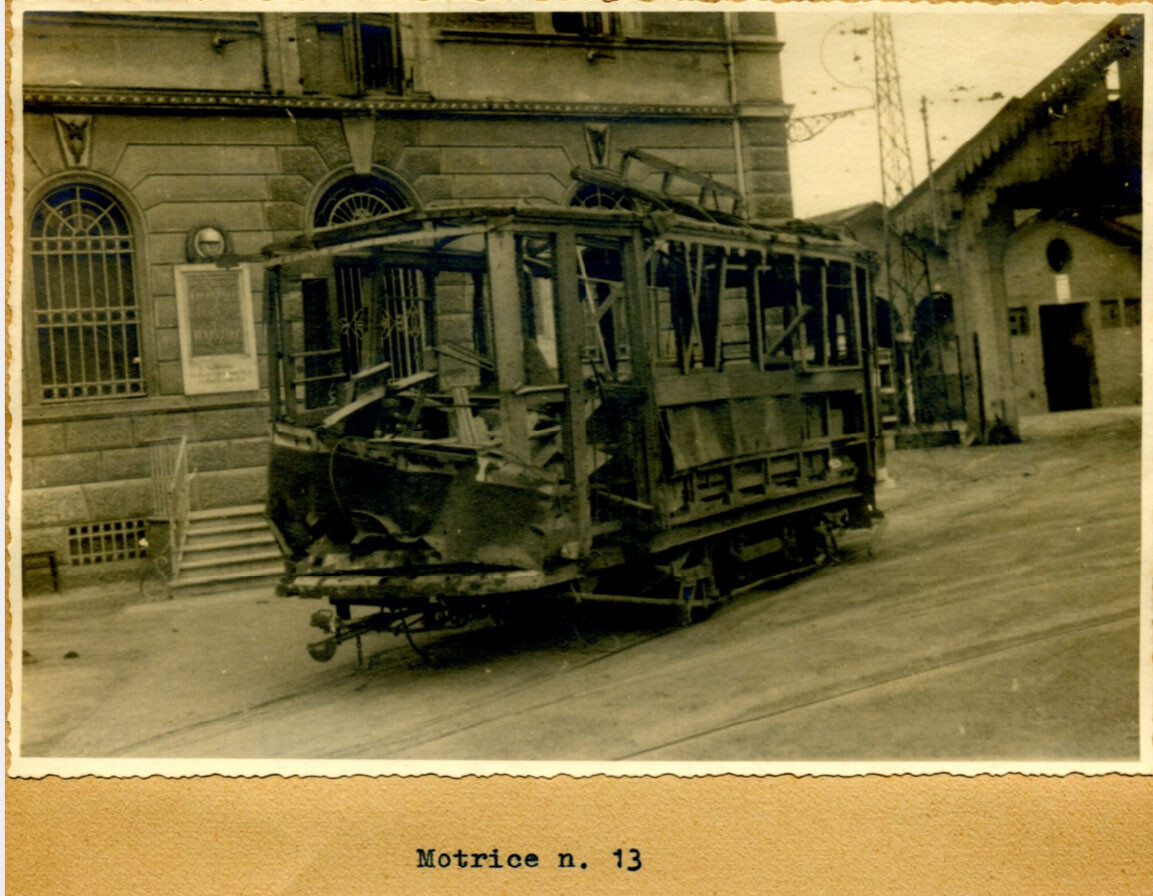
[263,196,883,660]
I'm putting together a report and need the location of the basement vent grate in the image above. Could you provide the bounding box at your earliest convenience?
[68,519,147,566]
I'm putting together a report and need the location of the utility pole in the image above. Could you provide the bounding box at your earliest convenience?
[873,12,932,429]
[920,95,941,244]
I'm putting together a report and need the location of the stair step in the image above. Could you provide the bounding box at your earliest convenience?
[172,559,285,585]
[179,544,282,567]
[182,531,278,552]
[179,548,282,573]
[170,564,285,593]
[185,518,270,537]
[188,504,265,521]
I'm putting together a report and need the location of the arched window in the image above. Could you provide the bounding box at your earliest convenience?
[29,184,144,402]
[313,174,413,228]
[569,183,633,210]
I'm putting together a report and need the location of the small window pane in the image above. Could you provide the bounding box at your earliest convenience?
[1101,299,1122,328]
[1008,306,1029,336]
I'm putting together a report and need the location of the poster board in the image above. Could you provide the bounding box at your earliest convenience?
[174,264,259,394]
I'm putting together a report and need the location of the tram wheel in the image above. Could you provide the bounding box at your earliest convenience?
[307,638,338,662]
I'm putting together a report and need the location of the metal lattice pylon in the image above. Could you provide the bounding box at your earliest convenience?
[873,12,932,426]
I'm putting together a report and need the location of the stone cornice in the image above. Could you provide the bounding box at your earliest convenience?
[23,87,790,121]
[434,29,785,54]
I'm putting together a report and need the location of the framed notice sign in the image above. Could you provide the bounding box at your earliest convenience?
[174,264,260,394]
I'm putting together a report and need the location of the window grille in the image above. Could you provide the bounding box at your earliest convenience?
[29,184,144,402]
[312,261,429,391]
[375,266,430,380]
[314,175,412,228]
[68,519,147,566]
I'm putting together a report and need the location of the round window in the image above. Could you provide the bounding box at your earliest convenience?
[1046,238,1072,272]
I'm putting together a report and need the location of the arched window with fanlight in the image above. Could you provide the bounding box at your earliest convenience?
[28,183,144,402]
[313,173,414,229]
[570,183,633,211]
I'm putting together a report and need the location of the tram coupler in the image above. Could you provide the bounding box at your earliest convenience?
[305,606,400,664]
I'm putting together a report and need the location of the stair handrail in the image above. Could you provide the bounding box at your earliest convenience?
[148,436,195,579]
[168,436,195,578]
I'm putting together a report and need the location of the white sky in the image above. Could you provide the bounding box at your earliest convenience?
[776,4,1122,218]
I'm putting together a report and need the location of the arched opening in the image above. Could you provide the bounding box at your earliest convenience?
[313,173,415,229]
[569,183,633,211]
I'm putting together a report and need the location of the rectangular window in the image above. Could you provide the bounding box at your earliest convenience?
[1123,297,1141,327]
[359,17,402,92]
[1101,299,1122,328]
[551,12,618,37]
[299,14,402,96]
[1008,306,1030,336]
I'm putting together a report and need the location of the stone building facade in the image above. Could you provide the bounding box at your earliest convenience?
[18,10,792,583]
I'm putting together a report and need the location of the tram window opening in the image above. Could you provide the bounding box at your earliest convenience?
[517,236,559,384]
[758,259,801,367]
[799,259,826,366]
[696,248,723,368]
[302,277,344,410]
[432,269,494,389]
[577,241,631,381]
[720,261,754,366]
[652,241,690,366]
[826,261,858,365]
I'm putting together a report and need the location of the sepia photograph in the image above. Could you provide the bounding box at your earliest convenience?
[8,1,1147,774]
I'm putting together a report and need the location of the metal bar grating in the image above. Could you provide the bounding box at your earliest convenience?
[29,184,143,402]
[68,519,147,566]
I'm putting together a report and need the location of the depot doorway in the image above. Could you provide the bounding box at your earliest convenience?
[1039,303,1099,411]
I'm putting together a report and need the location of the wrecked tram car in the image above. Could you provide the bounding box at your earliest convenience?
[263,202,883,661]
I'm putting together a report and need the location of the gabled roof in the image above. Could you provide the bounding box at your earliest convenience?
[896,13,1142,215]
[809,201,883,227]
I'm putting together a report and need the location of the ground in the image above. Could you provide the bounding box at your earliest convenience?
[15,407,1142,763]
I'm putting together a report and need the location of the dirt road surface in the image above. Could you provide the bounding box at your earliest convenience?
[17,407,1141,763]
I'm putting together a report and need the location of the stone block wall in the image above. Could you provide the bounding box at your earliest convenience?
[21,405,269,580]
